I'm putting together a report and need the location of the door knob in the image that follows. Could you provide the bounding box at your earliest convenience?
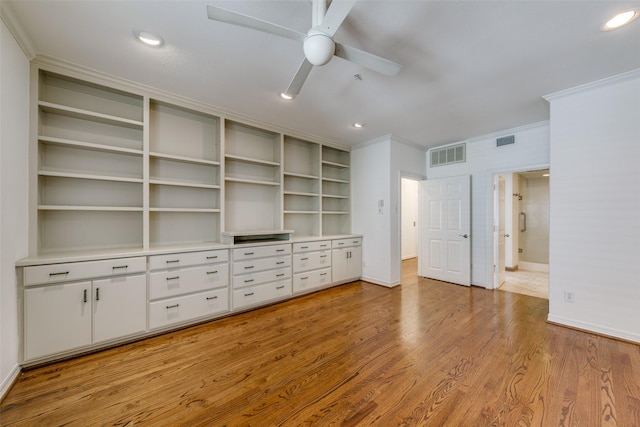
[459,234,469,238]
[504,234,510,238]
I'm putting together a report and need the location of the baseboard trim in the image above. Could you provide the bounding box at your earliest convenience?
[505,265,518,272]
[361,276,400,288]
[0,364,21,403]
[547,314,640,344]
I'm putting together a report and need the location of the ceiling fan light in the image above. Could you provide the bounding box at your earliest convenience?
[280,92,294,100]
[303,33,335,66]
[602,10,638,30]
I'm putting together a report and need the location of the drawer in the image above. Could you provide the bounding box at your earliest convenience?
[292,250,331,273]
[293,268,332,293]
[232,279,292,310]
[293,240,331,253]
[233,255,291,275]
[232,244,291,261]
[24,257,147,286]
[149,288,229,330]
[149,264,229,300]
[149,249,228,271]
[232,267,291,289]
[332,237,362,249]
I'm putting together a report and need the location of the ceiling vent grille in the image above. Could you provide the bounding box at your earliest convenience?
[430,143,466,167]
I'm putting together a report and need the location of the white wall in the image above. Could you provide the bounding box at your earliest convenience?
[0,17,30,398]
[352,136,425,287]
[546,70,640,343]
[427,122,550,287]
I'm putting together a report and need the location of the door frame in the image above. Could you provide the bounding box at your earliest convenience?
[490,164,549,289]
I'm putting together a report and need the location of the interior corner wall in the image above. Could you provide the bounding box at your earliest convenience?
[426,123,550,288]
[389,139,426,284]
[351,139,393,286]
[351,137,426,287]
[546,71,640,343]
[1,18,30,397]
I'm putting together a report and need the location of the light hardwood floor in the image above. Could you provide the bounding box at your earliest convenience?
[499,269,549,299]
[2,259,639,426]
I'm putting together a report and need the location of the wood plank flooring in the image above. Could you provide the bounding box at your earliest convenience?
[2,258,640,426]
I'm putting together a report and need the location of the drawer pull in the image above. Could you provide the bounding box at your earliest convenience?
[244,252,254,256]
[112,265,128,270]
[276,273,285,277]
[301,276,309,280]
[353,241,359,244]
[320,273,327,276]
[166,260,180,264]
[166,304,179,309]
[320,255,327,258]
[338,242,344,245]
[166,276,180,281]
[244,292,254,297]
[244,279,254,283]
[206,255,218,259]
[244,265,254,270]
[206,270,218,275]
[83,289,87,303]
[276,285,285,290]
[49,271,69,277]
[206,296,218,300]
[276,261,285,265]
[301,246,309,249]
[96,288,100,301]
[301,257,309,261]
[320,244,328,247]
[276,249,285,252]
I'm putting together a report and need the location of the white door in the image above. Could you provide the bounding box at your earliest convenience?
[494,176,506,288]
[401,178,419,259]
[419,175,471,286]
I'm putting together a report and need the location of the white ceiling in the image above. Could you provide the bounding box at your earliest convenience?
[5,0,640,149]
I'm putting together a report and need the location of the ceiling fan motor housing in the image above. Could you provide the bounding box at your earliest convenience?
[304,28,335,66]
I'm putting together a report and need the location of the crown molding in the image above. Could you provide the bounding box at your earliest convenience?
[544,68,640,101]
[0,1,37,59]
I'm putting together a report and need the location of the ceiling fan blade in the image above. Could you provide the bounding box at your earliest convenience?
[319,0,356,37]
[334,43,403,76]
[207,5,306,42]
[283,59,314,98]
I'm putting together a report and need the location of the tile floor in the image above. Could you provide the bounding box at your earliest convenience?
[499,269,549,299]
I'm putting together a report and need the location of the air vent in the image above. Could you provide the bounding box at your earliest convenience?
[496,135,515,147]
[430,143,466,167]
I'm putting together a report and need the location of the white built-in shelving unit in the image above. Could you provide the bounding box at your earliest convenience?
[321,146,351,235]
[37,71,145,254]
[31,64,352,257]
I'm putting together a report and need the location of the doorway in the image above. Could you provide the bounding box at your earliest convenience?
[401,177,419,260]
[494,169,549,299]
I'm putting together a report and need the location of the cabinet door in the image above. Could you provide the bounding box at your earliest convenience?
[332,248,350,283]
[332,247,362,283]
[25,281,92,360]
[347,245,362,280]
[93,274,147,343]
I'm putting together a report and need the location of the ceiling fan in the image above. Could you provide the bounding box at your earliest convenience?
[207,0,403,98]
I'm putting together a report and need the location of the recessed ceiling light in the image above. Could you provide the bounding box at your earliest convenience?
[353,123,365,128]
[134,30,164,47]
[280,93,294,100]
[602,10,638,31]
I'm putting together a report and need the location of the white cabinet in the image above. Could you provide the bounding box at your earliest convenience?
[148,249,229,329]
[292,240,332,294]
[231,243,292,310]
[24,257,147,361]
[332,238,362,284]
